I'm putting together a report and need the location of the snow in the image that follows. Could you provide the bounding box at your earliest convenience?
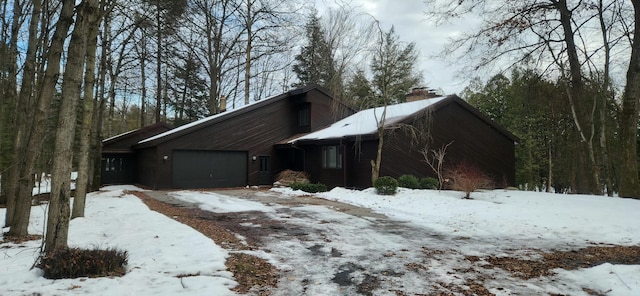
[169,191,277,213]
[289,96,447,142]
[2,185,640,295]
[272,187,640,295]
[0,186,236,296]
[306,187,640,246]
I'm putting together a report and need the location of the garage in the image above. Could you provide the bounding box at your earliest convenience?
[172,150,248,189]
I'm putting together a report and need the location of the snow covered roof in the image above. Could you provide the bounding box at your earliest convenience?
[289,96,448,143]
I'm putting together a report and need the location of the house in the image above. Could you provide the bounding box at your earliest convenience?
[101,85,517,189]
[285,94,517,188]
[125,85,353,189]
[101,122,173,185]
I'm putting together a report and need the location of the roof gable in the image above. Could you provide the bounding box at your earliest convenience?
[102,122,173,153]
[135,84,345,148]
[289,95,518,143]
[289,96,448,143]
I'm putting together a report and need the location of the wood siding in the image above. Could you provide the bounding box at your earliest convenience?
[135,87,351,189]
[306,99,516,189]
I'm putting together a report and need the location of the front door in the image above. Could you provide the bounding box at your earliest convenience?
[258,156,271,185]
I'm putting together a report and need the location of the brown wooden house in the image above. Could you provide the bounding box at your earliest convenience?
[102,85,517,189]
[128,85,353,189]
[284,94,518,188]
[101,122,172,185]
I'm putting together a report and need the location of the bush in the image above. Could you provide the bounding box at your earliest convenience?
[374,176,398,195]
[398,174,421,189]
[38,247,128,279]
[419,177,439,189]
[446,162,494,199]
[290,182,327,193]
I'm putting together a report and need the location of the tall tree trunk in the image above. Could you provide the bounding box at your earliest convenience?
[557,0,600,194]
[45,0,98,252]
[244,0,252,105]
[8,0,72,237]
[72,5,100,219]
[370,107,386,185]
[618,0,640,198]
[1,0,25,222]
[155,3,162,123]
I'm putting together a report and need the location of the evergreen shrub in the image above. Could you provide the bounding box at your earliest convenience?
[374,176,398,195]
[420,177,439,189]
[290,182,327,193]
[398,174,421,189]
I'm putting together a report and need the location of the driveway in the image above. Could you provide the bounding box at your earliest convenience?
[144,188,634,296]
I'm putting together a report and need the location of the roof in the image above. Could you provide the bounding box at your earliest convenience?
[135,84,344,148]
[288,95,518,144]
[289,96,447,143]
[102,122,173,153]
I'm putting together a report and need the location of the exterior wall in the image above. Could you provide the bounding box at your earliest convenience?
[379,101,516,187]
[135,147,159,188]
[138,89,349,189]
[303,144,347,188]
[308,100,516,189]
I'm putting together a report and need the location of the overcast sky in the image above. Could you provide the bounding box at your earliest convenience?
[316,0,478,95]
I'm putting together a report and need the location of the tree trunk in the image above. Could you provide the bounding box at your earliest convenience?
[72,5,100,219]
[8,0,73,237]
[155,4,162,123]
[370,107,387,185]
[2,0,26,224]
[557,0,600,194]
[618,0,640,198]
[45,0,99,252]
[244,0,252,105]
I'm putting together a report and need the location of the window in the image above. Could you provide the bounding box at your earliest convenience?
[322,145,343,169]
[298,104,311,127]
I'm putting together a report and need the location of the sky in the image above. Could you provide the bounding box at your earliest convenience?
[317,0,478,95]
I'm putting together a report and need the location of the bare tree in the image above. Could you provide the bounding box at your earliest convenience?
[422,141,453,190]
[7,0,73,238]
[425,0,638,196]
[46,0,101,252]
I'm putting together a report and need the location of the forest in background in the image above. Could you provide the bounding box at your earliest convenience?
[0,0,639,251]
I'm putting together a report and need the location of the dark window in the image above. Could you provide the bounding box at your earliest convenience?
[259,156,270,172]
[322,145,343,169]
[298,105,311,127]
[103,157,123,172]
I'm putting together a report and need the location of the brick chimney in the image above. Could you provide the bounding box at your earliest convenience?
[406,87,439,102]
[219,95,227,113]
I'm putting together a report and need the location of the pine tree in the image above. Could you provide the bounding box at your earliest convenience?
[292,12,336,89]
[370,26,421,106]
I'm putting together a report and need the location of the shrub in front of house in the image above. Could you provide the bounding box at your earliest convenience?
[374,176,398,195]
[290,182,327,193]
[398,174,421,189]
[38,247,128,279]
[446,162,494,199]
[419,177,439,189]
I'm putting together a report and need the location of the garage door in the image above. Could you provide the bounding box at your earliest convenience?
[172,150,247,189]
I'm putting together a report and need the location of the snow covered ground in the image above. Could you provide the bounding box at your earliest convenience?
[1,185,639,295]
[0,186,236,296]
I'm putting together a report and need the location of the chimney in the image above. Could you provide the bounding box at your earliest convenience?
[406,87,439,102]
[219,95,227,113]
